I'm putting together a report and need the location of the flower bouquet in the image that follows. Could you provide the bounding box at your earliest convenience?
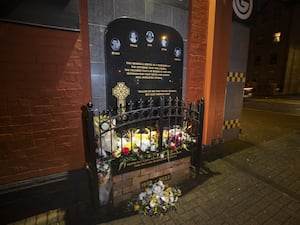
[114,125,195,169]
[128,180,182,217]
[96,157,111,185]
[94,114,195,170]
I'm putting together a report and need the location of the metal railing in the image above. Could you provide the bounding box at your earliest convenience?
[82,96,204,206]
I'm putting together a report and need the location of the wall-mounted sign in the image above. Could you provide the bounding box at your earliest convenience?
[105,18,183,109]
[232,0,255,25]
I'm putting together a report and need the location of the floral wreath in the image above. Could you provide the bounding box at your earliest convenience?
[127,180,182,217]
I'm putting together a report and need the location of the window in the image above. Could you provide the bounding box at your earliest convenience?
[256,36,264,45]
[255,56,262,66]
[270,53,278,65]
[273,32,281,43]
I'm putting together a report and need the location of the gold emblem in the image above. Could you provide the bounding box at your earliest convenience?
[112,82,130,114]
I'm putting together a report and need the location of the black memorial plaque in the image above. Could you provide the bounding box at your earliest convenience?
[105,18,183,109]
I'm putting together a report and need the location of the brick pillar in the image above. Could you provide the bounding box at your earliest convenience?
[185,0,208,102]
[186,0,232,145]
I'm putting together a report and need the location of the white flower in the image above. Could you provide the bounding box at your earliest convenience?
[177,189,182,196]
[150,144,156,152]
[157,180,165,189]
[169,196,174,203]
[135,139,150,152]
[161,196,169,203]
[150,199,157,208]
[139,192,146,200]
[146,188,152,195]
[103,163,109,170]
[133,148,139,153]
[153,185,164,196]
[101,122,110,131]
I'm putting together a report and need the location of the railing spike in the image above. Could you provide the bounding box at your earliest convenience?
[87,102,93,108]
[138,98,144,108]
[148,97,154,107]
[168,96,172,106]
[128,100,134,111]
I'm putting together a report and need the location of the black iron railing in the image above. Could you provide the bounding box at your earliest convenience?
[82,96,204,206]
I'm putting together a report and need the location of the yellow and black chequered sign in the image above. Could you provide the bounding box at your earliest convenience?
[223,119,240,130]
[227,72,246,83]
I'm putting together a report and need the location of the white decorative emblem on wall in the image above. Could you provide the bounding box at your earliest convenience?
[232,0,253,20]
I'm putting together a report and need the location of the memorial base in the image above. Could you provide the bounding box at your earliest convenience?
[112,156,191,207]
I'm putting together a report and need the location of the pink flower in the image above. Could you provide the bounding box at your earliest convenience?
[171,145,177,151]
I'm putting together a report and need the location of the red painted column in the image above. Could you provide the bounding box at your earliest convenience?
[186,0,232,145]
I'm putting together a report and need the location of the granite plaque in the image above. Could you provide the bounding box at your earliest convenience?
[105,18,183,109]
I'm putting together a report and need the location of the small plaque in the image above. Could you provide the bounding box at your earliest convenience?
[140,174,171,189]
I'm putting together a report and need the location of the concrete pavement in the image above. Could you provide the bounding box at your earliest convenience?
[98,131,300,225]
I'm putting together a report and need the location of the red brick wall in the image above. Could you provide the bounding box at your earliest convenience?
[185,0,208,102]
[0,0,91,184]
[112,157,191,206]
[186,0,232,145]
